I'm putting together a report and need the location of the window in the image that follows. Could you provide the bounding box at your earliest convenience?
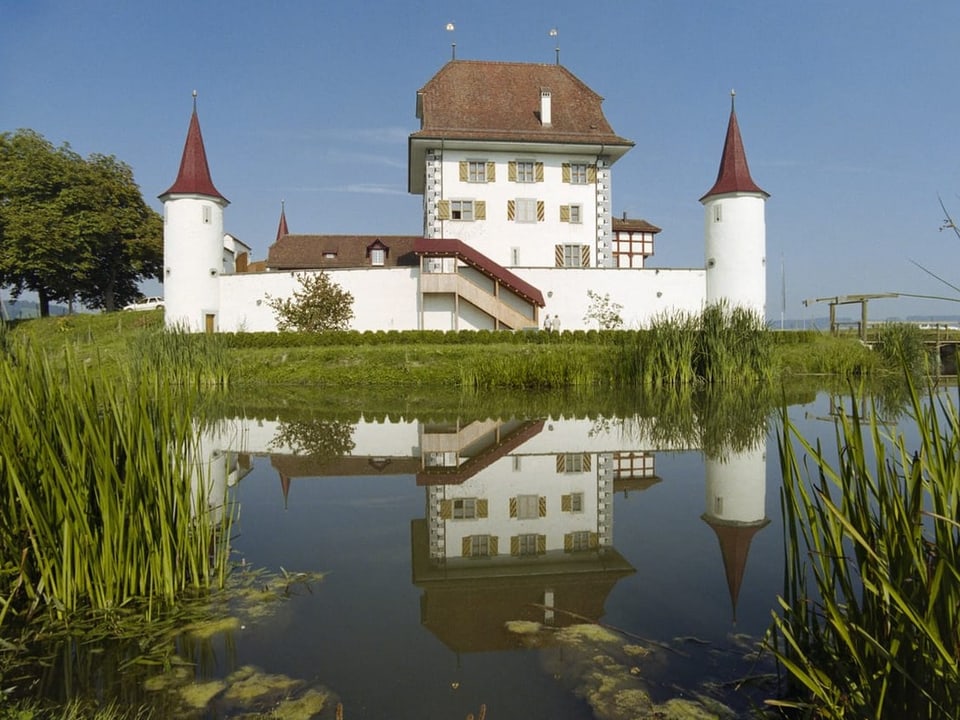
[452,200,474,221]
[516,161,535,183]
[469,535,491,557]
[460,160,494,183]
[468,161,486,183]
[570,492,583,512]
[556,244,589,268]
[569,205,582,224]
[556,453,591,473]
[516,198,537,223]
[562,492,585,512]
[570,163,588,184]
[202,205,211,224]
[713,204,722,223]
[511,247,520,266]
[562,163,596,184]
[370,248,385,266]
[568,531,592,552]
[518,534,539,556]
[453,498,477,519]
[516,494,539,519]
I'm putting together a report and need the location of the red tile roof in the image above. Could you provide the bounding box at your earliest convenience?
[411,60,633,147]
[700,104,768,201]
[612,217,661,234]
[413,238,545,307]
[160,108,227,202]
[267,234,423,270]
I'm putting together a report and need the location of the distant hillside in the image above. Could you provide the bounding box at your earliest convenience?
[0,299,71,320]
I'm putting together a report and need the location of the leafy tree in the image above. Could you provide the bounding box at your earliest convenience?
[267,272,354,332]
[0,129,162,315]
[74,154,162,311]
[583,289,624,330]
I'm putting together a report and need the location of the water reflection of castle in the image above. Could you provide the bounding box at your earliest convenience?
[205,414,768,650]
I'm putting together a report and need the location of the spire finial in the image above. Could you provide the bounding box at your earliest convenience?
[549,28,559,64]
[446,22,456,60]
[192,89,198,112]
[730,88,736,111]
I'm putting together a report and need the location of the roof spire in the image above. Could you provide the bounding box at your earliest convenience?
[159,92,228,203]
[700,92,767,201]
[276,200,289,243]
[730,88,735,111]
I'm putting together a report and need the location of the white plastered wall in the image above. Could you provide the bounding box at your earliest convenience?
[703,193,766,316]
[218,268,420,332]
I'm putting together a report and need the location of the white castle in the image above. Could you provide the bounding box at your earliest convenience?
[161,61,768,333]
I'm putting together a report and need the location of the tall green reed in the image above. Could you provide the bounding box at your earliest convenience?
[612,303,773,387]
[0,339,234,629]
[771,379,960,718]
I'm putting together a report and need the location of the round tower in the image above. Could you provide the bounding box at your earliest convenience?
[700,92,768,318]
[159,94,228,332]
[701,439,770,623]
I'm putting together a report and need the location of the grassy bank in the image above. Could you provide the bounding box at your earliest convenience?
[4,310,920,389]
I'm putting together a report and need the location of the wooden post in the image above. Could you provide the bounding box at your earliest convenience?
[860,300,868,342]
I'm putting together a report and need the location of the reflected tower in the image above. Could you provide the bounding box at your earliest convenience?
[701,439,770,623]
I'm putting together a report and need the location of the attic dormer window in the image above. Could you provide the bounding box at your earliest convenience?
[367,240,388,266]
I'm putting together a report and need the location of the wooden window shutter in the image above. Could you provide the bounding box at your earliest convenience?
[561,494,571,511]
[587,165,597,183]
[477,498,488,518]
[508,161,517,181]
[589,532,599,549]
[507,200,516,221]
[561,163,571,183]
[538,496,546,517]
[509,497,518,518]
[536,201,545,221]
[560,205,570,223]
[440,500,452,519]
[583,454,592,472]
[459,161,468,181]
[535,162,544,182]
[555,454,566,472]
[563,533,573,552]
[580,245,590,267]
[486,161,496,181]
[555,245,564,268]
[475,200,486,220]
[510,536,520,556]
[437,200,450,220]
[462,536,472,557]
[537,535,547,554]
[489,536,499,555]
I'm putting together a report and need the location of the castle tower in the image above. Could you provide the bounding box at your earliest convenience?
[701,441,770,623]
[159,95,228,332]
[700,93,768,317]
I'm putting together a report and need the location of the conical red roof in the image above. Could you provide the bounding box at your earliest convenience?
[700,102,767,201]
[160,108,227,202]
[276,204,289,243]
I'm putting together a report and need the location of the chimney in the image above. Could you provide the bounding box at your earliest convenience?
[540,88,552,126]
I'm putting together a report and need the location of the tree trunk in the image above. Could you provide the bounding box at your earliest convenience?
[38,289,50,318]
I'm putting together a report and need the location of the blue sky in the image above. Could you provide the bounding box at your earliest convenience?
[4,1,960,320]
